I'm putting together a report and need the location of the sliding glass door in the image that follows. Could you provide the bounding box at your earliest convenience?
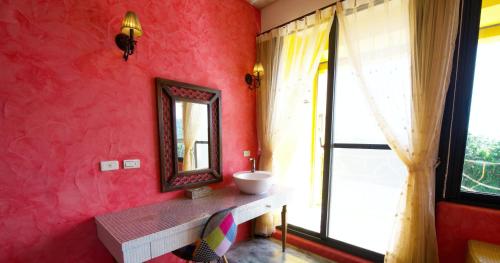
[287,7,408,260]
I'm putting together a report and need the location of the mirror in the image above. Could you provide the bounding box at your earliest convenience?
[156,78,222,192]
[175,101,209,172]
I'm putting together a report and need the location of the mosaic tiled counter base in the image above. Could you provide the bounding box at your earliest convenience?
[95,186,290,263]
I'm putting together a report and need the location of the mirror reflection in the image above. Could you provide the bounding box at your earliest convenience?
[175,101,209,172]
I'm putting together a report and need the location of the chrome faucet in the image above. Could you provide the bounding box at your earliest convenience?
[249,158,256,173]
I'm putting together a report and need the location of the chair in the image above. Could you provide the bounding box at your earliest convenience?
[173,206,237,263]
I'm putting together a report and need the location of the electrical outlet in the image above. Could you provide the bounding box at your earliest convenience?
[243,150,251,157]
[123,159,140,169]
[100,160,119,172]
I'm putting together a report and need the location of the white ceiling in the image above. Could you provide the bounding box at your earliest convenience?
[247,0,278,9]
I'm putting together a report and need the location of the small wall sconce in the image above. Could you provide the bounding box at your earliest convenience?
[245,62,264,90]
[115,11,143,61]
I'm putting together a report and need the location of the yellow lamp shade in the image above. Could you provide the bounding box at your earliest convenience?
[121,11,143,38]
[253,62,264,75]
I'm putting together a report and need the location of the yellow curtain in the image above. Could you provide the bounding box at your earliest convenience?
[256,32,283,172]
[336,0,460,261]
[254,30,284,236]
[254,7,334,236]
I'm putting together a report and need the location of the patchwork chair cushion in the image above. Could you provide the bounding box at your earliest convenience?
[173,207,237,262]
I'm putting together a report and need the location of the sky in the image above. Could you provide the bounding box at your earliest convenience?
[467,40,500,140]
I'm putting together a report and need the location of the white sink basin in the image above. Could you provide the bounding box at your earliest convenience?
[233,171,273,195]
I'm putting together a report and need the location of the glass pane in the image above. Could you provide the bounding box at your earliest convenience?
[333,66,388,144]
[175,101,209,172]
[287,64,328,233]
[328,148,407,253]
[461,8,500,196]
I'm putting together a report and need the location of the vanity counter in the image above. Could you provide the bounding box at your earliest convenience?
[95,185,290,263]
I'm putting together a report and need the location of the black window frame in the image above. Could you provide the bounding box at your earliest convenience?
[436,0,500,209]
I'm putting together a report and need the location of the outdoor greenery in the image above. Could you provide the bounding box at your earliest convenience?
[462,134,500,195]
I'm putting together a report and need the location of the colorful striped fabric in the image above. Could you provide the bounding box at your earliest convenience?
[191,211,237,262]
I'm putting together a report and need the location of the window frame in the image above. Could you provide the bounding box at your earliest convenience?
[436,0,500,209]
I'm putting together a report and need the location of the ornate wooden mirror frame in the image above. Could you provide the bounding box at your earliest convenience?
[156,78,222,192]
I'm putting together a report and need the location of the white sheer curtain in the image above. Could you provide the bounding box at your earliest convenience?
[254,31,284,236]
[273,8,334,190]
[254,7,334,236]
[337,0,412,157]
[337,0,459,261]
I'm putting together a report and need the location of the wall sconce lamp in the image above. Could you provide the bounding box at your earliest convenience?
[245,62,264,90]
[115,11,143,61]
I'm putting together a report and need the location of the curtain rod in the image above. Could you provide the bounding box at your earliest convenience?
[257,0,388,36]
[257,0,341,36]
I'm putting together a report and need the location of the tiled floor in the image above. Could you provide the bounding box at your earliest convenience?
[226,238,335,263]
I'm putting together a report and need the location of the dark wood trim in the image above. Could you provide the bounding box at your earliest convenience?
[216,94,223,179]
[281,205,287,252]
[178,168,212,176]
[173,97,211,105]
[156,85,168,190]
[320,14,338,241]
[156,78,223,192]
[333,143,390,150]
[170,87,180,184]
[209,93,220,104]
[286,224,319,239]
[207,99,215,173]
[161,178,222,192]
[156,78,220,94]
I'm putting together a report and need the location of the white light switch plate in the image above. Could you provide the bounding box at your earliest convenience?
[123,159,140,169]
[100,160,119,171]
[243,150,251,157]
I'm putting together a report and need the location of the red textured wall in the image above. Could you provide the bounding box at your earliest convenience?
[0,0,260,262]
[436,202,500,263]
